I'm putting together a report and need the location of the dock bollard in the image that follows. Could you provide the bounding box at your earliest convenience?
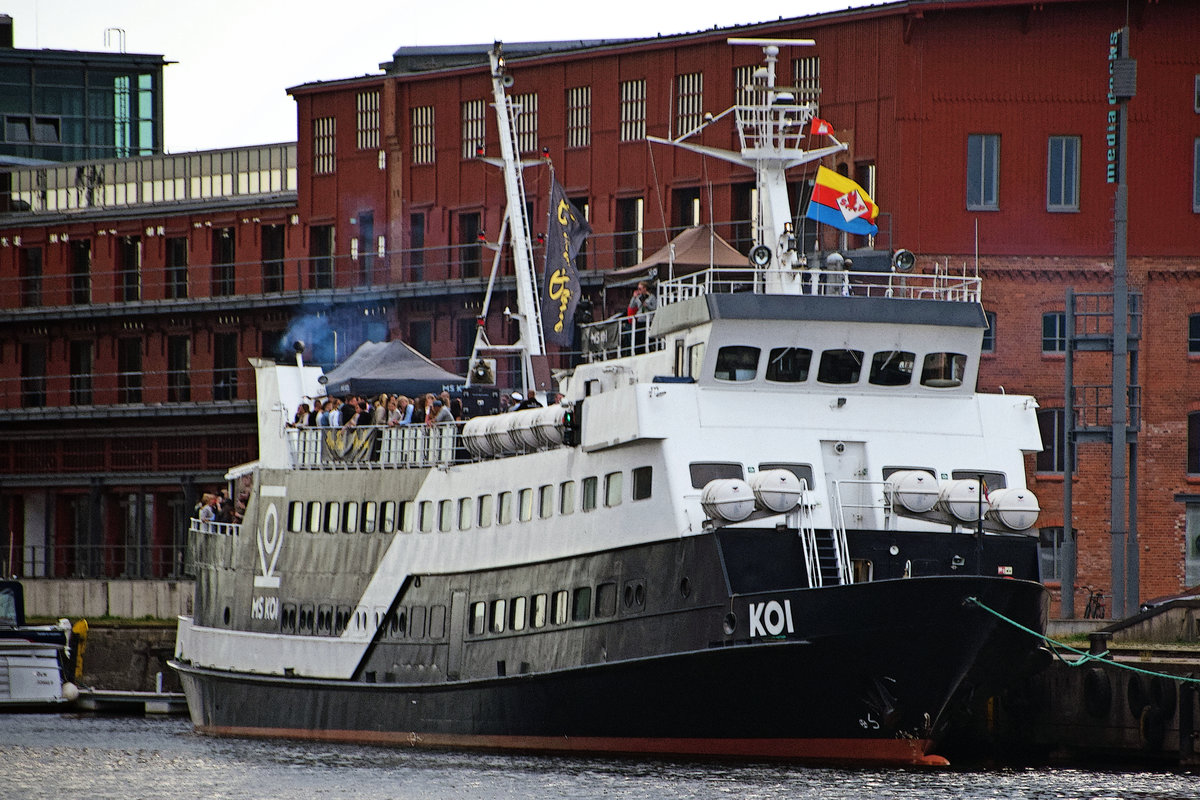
[1088,631,1112,658]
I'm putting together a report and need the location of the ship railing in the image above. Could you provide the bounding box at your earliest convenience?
[578,312,666,363]
[188,518,241,537]
[286,422,468,470]
[791,480,823,588]
[657,266,981,305]
[829,479,899,585]
[732,101,821,154]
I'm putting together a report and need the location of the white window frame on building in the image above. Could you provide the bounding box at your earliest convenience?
[619,79,646,142]
[1047,135,1080,211]
[356,90,379,150]
[792,56,821,103]
[411,106,435,165]
[513,93,539,154]
[461,99,486,159]
[313,117,336,175]
[1042,311,1066,353]
[566,86,591,149]
[967,133,999,210]
[675,72,703,135]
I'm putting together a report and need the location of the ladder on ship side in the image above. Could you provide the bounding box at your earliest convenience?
[794,483,851,587]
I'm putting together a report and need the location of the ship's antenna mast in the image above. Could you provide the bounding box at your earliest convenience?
[491,44,544,387]
[466,44,547,392]
[647,38,846,295]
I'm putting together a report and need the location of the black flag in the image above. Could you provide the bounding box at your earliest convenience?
[541,179,591,347]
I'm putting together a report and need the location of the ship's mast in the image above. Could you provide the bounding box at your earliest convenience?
[648,38,847,294]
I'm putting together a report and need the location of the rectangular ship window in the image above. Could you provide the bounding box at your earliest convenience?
[559,481,576,515]
[531,594,547,628]
[632,466,652,500]
[572,587,592,621]
[477,495,494,527]
[552,590,569,624]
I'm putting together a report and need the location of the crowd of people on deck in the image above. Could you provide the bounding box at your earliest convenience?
[196,488,242,528]
[288,391,465,430]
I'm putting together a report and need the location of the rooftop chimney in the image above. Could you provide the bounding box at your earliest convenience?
[0,15,13,49]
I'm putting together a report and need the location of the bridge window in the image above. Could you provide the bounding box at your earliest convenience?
[306,502,321,534]
[869,350,915,386]
[765,347,811,383]
[559,481,576,515]
[438,499,453,532]
[324,502,340,533]
[632,466,653,500]
[470,602,486,635]
[582,477,598,511]
[714,345,760,381]
[920,352,967,387]
[362,502,376,533]
[538,485,554,519]
[604,472,624,507]
[343,501,359,533]
[419,501,434,533]
[817,349,863,384]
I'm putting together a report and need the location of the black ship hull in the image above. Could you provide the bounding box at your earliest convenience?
[173,573,1048,766]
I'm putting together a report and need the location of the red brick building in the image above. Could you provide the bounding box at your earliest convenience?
[1,0,1197,617]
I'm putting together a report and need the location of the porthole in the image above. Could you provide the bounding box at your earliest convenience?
[679,577,691,598]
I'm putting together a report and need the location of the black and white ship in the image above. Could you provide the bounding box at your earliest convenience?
[171,40,1049,766]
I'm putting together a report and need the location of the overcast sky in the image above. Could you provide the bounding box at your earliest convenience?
[6,0,880,153]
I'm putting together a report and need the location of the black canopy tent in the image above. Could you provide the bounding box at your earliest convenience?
[322,341,466,397]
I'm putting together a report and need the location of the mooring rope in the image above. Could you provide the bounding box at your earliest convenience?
[964,596,1200,686]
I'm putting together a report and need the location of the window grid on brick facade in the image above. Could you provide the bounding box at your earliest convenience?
[792,56,821,103]
[313,117,335,175]
[1036,407,1073,473]
[675,72,703,135]
[356,90,379,150]
[967,133,999,210]
[566,86,591,149]
[1193,137,1200,213]
[1047,135,1080,211]
[461,99,486,159]
[982,310,997,353]
[733,65,755,108]
[411,106,435,165]
[1042,311,1066,353]
[1189,412,1200,474]
[620,79,646,142]
[513,93,539,154]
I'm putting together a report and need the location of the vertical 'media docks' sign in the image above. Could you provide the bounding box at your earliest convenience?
[1106,28,1136,184]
